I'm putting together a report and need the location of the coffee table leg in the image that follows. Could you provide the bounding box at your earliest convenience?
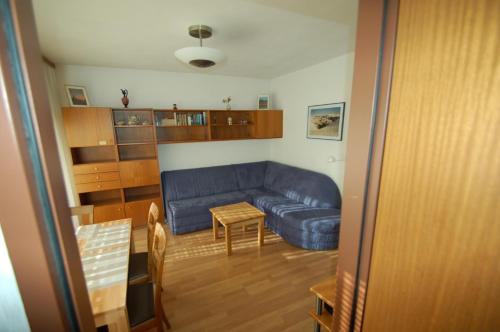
[212,215,219,240]
[225,225,232,256]
[258,217,264,247]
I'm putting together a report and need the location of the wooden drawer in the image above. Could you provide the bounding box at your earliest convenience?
[125,197,162,228]
[74,172,120,184]
[119,160,160,188]
[76,180,122,193]
[73,162,119,175]
[94,203,125,223]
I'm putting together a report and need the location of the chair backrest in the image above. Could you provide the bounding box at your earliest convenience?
[70,205,94,226]
[147,202,160,254]
[151,223,167,308]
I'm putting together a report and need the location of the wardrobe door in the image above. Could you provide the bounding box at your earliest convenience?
[363,0,500,331]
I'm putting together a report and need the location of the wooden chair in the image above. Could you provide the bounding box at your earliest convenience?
[69,205,94,226]
[128,202,160,285]
[126,223,171,331]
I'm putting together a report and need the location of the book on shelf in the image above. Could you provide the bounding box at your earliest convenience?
[158,111,207,127]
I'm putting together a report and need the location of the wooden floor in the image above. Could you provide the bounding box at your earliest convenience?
[133,224,337,332]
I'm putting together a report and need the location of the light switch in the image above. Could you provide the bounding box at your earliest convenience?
[327,156,336,163]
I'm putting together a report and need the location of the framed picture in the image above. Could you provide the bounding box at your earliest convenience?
[258,95,270,110]
[307,102,345,141]
[65,85,89,107]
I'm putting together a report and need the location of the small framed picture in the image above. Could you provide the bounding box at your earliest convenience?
[307,102,345,141]
[65,85,89,107]
[257,95,270,110]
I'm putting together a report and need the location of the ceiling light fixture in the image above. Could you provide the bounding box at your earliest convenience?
[174,25,225,68]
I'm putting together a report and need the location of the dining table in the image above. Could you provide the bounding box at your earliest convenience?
[76,218,133,331]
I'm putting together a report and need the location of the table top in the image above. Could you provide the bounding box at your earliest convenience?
[76,219,131,315]
[209,202,266,225]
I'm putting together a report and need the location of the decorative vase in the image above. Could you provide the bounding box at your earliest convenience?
[226,103,231,110]
[120,89,129,108]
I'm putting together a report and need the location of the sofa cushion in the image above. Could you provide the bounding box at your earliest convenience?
[232,161,267,190]
[161,165,239,201]
[264,161,341,209]
[282,208,341,234]
[169,191,250,219]
[253,193,298,212]
[241,187,276,200]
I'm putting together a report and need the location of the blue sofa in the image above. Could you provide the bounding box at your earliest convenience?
[161,161,341,250]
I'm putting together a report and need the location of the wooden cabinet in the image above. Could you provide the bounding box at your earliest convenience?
[125,197,162,227]
[253,110,283,138]
[94,203,125,223]
[119,160,160,188]
[63,107,115,147]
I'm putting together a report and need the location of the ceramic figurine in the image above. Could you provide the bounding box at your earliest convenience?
[121,89,129,108]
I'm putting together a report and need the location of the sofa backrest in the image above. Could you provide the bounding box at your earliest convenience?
[263,161,341,209]
[161,165,239,201]
[232,161,268,190]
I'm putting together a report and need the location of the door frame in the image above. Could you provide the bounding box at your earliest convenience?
[0,0,94,330]
[333,0,400,330]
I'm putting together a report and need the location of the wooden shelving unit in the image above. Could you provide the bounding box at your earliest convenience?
[309,276,336,332]
[63,107,283,227]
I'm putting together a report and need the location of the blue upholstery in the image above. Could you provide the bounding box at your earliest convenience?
[264,162,341,209]
[161,161,342,250]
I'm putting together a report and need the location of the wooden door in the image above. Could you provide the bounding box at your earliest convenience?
[94,203,125,223]
[62,107,114,147]
[253,110,283,138]
[119,160,160,188]
[362,0,500,331]
[125,198,162,228]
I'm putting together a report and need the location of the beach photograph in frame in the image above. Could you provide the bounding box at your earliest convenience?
[65,85,89,107]
[307,102,345,140]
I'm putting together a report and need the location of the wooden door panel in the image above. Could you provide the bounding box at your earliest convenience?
[119,160,159,188]
[254,110,283,138]
[363,0,500,331]
[124,198,162,228]
[95,108,115,145]
[93,203,125,223]
[63,107,98,147]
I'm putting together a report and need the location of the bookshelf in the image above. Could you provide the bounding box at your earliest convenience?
[62,107,282,226]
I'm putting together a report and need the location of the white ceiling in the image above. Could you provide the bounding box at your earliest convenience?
[33,0,358,79]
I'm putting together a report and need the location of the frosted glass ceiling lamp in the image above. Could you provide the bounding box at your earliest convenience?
[175,25,225,68]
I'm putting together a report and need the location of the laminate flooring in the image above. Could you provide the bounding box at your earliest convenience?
[133,224,337,331]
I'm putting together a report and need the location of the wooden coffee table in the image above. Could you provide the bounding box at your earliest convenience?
[210,202,266,255]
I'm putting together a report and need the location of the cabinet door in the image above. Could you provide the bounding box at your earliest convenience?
[95,108,115,145]
[63,107,114,147]
[119,160,160,188]
[93,203,125,223]
[253,110,283,138]
[125,197,162,228]
[63,107,98,147]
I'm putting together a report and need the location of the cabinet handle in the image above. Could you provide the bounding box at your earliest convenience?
[94,167,98,171]
[96,176,100,180]
[97,184,101,188]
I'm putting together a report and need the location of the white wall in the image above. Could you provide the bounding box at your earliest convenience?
[55,65,271,170]
[54,55,354,191]
[269,53,355,191]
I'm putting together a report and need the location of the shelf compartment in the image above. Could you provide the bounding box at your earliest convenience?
[71,146,116,164]
[113,108,153,126]
[154,109,207,127]
[124,185,161,203]
[156,125,209,142]
[115,126,155,144]
[118,143,156,161]
[79,190,122,207]
[309,310,332,332]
